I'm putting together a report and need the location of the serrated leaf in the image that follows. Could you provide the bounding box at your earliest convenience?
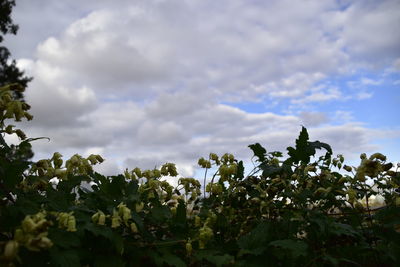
[287,127,331,164]
[248,143,267,162]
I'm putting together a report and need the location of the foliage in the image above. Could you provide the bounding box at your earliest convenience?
[0,83,399,267]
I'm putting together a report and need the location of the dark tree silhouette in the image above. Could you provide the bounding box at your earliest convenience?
[0,0,32,99]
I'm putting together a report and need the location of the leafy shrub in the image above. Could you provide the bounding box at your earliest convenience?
[0,83,399,266]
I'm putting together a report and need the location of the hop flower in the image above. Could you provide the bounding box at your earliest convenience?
[343,165,352,172]
[67,216,77,232]
[136,202,144,213]
[3,240,19,260]
[130,222,138,233]
[111,210,121,228]
[185,241,192,256]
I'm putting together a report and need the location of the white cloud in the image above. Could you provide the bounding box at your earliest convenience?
[291,86,343,104]
[333,110,354,123]
[4,0,399,177]
[299,112,329,127]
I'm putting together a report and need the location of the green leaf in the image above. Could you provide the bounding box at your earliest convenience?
[174,199,187,225]
[195,250,234,267]
[269,239,308,258]
[49,248,81,267]
[248,143,267,162]
[93,254,125,267]
[308,140,332,155]
[160,249,186,267]
[49,228,81,248]
[331,222,360,238]
[151,205,172,222]
[260,164,282,177]
[287,126,331,164]
[238,222,271,255]
[234,160,245,179]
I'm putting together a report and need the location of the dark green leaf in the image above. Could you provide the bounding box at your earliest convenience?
[234,160,244,179]
[49,248,80,267]
[238,222,271,255]
[248,143,267,162]
[160,249,186,267]
[49,228,81,248]
[269,239,308,258]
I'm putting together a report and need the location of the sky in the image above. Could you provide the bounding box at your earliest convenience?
[3,0,400,180]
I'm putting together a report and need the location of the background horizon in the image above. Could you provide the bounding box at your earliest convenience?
[4,0,400,180]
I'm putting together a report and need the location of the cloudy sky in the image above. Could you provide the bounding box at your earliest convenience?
[4,0,400,178]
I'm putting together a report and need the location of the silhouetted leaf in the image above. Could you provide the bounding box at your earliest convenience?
[248,143,267,162]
